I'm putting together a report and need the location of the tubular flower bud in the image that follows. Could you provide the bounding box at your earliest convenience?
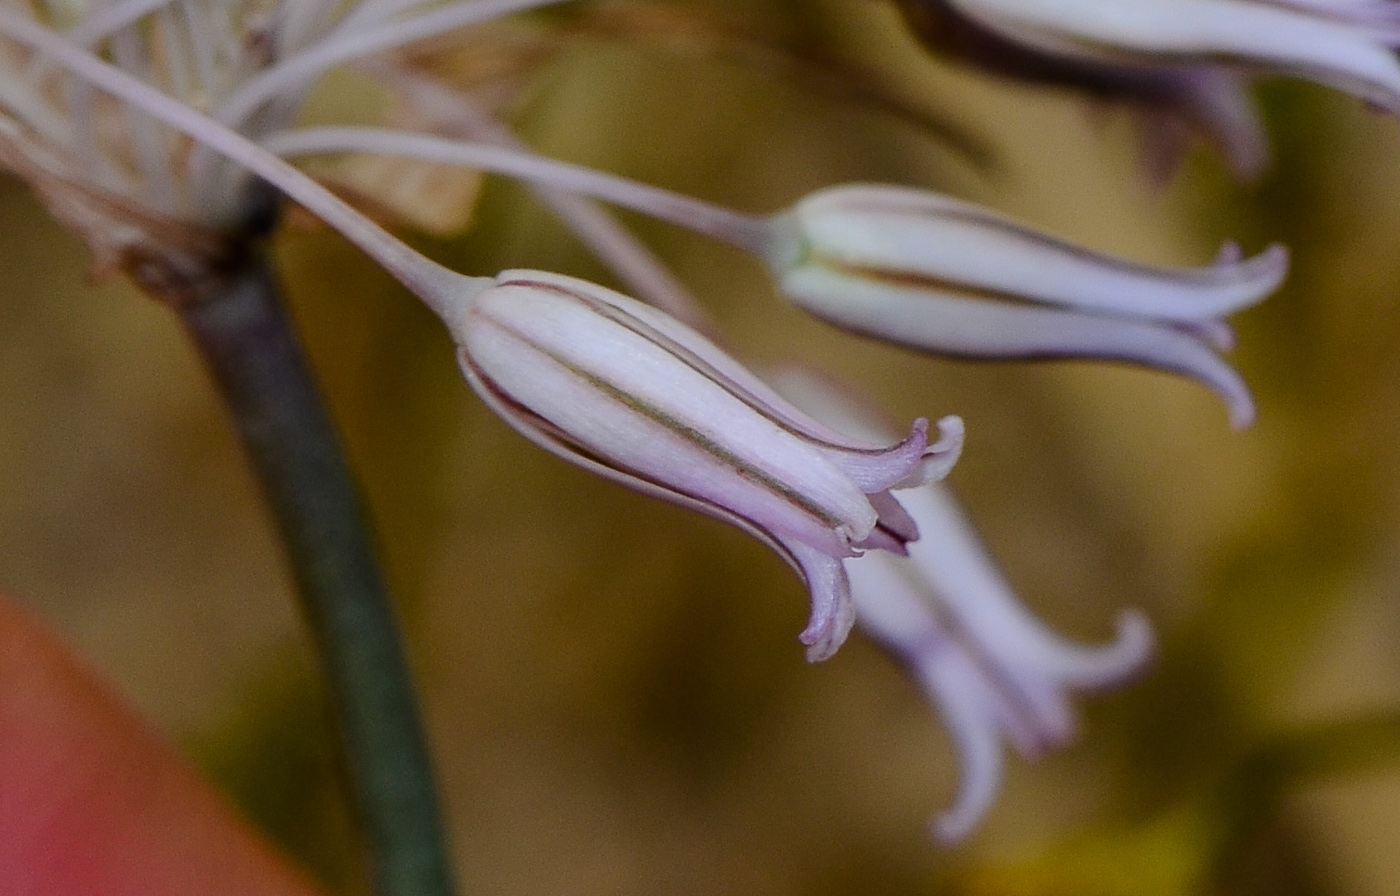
[892,0,1400,178]
[444,270,964,661]
[773,370,1153,842]
[765,184,1289,428]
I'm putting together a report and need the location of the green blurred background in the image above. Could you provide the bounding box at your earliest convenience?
[5,1,1400,893]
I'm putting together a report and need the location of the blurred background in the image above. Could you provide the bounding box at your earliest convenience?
[4,1,1400,893]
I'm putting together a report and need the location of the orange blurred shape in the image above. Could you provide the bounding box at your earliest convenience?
[0,600,319,896]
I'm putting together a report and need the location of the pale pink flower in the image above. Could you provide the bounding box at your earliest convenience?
[767,183,1288,428]
[447,269,964,661]
[774,370,1152,841]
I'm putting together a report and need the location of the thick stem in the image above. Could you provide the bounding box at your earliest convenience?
[179,256,457,896]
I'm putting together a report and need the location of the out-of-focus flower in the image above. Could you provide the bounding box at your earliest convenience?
[774,370,1152,841]
[848,483,1152,841]
[444,269,964,661]
[765,183,1289,428]
[891,0,1400,178]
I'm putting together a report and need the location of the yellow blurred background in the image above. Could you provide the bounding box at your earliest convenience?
[5,2,1400,894]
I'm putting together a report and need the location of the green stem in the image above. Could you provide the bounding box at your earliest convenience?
[179,255,457,896]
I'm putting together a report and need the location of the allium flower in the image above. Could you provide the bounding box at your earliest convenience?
[765,184,1288,428]
[775,371,1152,841]
[442,269,965,662]
[238,134,1286,426]
[0,0,1288,855]
[892,0,1400,177]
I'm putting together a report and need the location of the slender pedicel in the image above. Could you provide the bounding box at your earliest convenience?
[264,126,772,251]
[370,79,718,334]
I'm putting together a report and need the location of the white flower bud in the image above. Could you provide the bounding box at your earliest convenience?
[447,270,964,661]
[767,184,1288,428]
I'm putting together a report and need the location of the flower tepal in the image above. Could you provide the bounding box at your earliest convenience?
[444,270,964,661]
[765,184,1288,428]
[849,483,1153,841]
[773,369,1153,841]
